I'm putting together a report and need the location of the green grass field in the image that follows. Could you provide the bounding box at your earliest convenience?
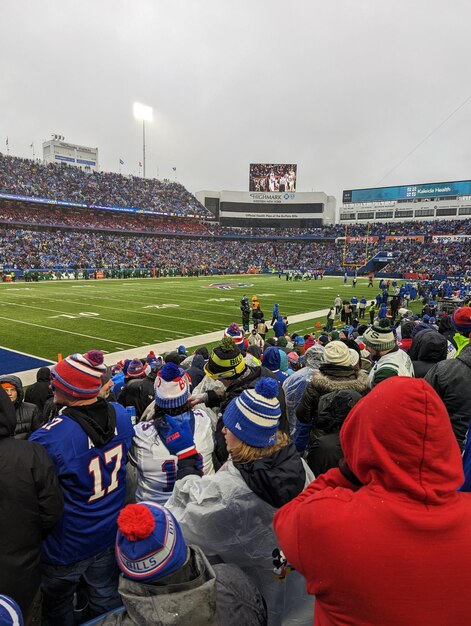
[0,275,385,361]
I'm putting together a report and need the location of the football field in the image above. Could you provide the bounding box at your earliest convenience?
[0,274,378,364]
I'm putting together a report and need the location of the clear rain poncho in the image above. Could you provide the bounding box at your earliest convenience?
[166,459,315,626]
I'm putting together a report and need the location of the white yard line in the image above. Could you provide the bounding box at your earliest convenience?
[0,301,189,336]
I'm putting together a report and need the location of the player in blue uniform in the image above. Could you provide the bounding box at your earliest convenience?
[30,350,134,626]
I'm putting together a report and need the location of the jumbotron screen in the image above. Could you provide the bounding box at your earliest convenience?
[249,163,297,192]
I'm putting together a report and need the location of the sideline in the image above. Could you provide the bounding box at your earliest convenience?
[11,307,329,386]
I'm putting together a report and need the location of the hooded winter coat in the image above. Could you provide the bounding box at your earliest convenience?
[0,387,63,618]
[167,443,315,626]
[186,354,206,390]
[425,343,471,449]
[0,374,42,439]
[24,366,53,412]
[409,329,448,378]
[274,377,471,626]
[262,346,288,385]
[94,545,266,626]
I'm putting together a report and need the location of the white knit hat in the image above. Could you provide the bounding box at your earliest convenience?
[324,341,352,367]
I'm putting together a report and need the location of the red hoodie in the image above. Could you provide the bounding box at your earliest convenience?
[274,377,471,626]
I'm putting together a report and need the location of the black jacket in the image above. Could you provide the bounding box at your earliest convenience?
[235,442,306,508]
[0,374,43,439]
[186,354,206,391]
[0,387,63,617]
[24,366,53,412]
[306,389,362,476]
[118,373,156,420]
[296,364,369,425]
[409,330,448,378]
[425,344,471,449]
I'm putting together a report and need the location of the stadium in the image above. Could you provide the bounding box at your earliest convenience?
[2,2,471,625]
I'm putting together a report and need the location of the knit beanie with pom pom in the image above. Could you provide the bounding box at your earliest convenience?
[115,503,187,582]
[154,362,191,409]
[51,350,106,399]
[222,377,281,447]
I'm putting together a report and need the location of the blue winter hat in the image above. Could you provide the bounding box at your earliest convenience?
[116,503,187,582]
[154,362,190,409]
[422,314,430,323]
[0,596,23,626]
[223,377,281,448]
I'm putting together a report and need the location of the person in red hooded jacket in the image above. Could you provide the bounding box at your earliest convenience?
[274,376,471,626]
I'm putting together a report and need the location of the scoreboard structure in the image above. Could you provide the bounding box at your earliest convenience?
[340,179,471,223]
[196,190,336,228]
[42,137,99,172]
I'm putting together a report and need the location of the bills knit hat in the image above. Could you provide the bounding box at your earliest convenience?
[324,341,352,367]
[223,377,281,447]
[154,362,190,409]
[452,307,471,336]
[51,350,106,399]
[126,359,147,379]
[224,323,244,346]
[0,596,23,626]
[116,503,187,583]
[362,319,396,351]
[204,338,246,380]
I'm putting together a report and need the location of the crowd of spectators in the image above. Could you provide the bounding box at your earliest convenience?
[0,154,209,217]
[3,293,471,625]
[1,225,470,277]
[0,227,357,272]
[1,200,471,241]
[383,240,471,276]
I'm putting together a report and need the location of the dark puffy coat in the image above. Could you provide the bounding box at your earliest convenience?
[24,366,53,412]
[0,387,63,617]
[409,329,448,378]
[0,374,42,439]
[306,389,362,476]
[425,344,471,449]
[118,372,156,420]
[296,364,369,425]
[186,354,206,390]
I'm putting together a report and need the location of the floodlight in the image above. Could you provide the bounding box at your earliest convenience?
[133,103,153,122]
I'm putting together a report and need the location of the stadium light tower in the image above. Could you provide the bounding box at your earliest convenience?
[133,102,153,178]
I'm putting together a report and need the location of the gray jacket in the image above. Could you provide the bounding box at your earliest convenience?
[95,545,266,626]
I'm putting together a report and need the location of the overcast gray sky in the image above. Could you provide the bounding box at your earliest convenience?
[2,0,471,204]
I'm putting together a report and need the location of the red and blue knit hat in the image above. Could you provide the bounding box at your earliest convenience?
[224,322,244,346]
[223,377,281,448]
[126,359,147,379]
[116,502,187,582]
[154,362,190,409]
[51,350,106,399]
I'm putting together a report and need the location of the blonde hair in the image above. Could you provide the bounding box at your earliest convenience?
[230,431,289,464]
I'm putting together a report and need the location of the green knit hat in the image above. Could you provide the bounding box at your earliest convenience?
[362,319,396,351]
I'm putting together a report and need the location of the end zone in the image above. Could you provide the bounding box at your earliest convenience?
[0,347,55,383]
